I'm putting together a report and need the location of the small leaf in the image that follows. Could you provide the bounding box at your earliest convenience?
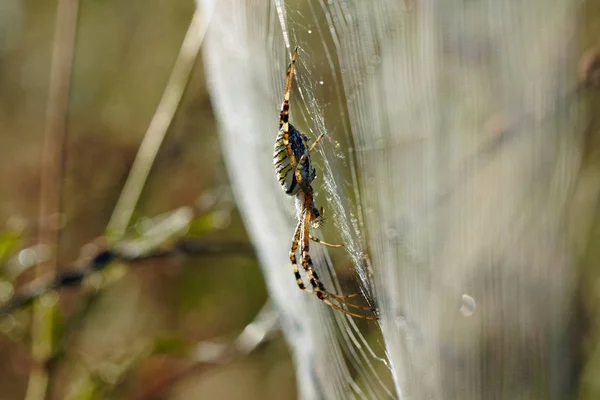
[153,335,190,356]
[48,294,65,351]
[66,377,100,400]
[0,231,20,263]
[186,213,215,237]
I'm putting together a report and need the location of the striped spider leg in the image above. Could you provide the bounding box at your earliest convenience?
[273,47,377,320]
[299,195,378,320]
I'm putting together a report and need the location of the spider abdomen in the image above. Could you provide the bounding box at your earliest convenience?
[273,123,316,195]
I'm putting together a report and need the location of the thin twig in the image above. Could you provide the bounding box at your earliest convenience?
[0,238,254,318]
[136,302,279,400]
[107,10,208,239]
[27,0,79,399]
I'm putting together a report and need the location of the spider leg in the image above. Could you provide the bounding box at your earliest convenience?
[301,259,374,310]
[302,209,373,310]
[300,208,377,318]
[303,208,362,300]
[308,235,361,299]
[293,210,360,301]
[295,133,326,174]
[307,133,325,153]
[310,235,343,248]
[289,218,305,290]
[279,47,298,129]
[278,48,308,190]
[301,252,377,317]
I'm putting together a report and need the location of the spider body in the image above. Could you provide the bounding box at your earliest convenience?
[273,47,376,320]
[273,123,315,195]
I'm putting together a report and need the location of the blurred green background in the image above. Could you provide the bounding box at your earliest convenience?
[0,1,296,399]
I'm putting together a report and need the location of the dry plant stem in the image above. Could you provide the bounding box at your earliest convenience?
[107,10,208,239]
[0,238,254,317]
[27,0,80,399]
[136,302,279,400]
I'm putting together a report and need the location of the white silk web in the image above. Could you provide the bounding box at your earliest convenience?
[198,0,584,399]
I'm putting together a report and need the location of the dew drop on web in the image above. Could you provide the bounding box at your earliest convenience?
[459,294,476,317]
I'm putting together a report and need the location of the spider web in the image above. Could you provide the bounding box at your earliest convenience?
[198,0,584,399]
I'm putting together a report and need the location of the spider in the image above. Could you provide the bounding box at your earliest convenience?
[273,47,377,320]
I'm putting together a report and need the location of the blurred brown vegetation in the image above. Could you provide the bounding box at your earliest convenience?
[0,1,296,399]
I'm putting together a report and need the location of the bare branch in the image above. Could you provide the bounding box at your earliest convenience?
[0,237,254,318]
[136,302,279,400]
[28,0,80,399]
[107,10,209,239]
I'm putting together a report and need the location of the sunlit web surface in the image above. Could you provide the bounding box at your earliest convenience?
[198,0,582,399]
